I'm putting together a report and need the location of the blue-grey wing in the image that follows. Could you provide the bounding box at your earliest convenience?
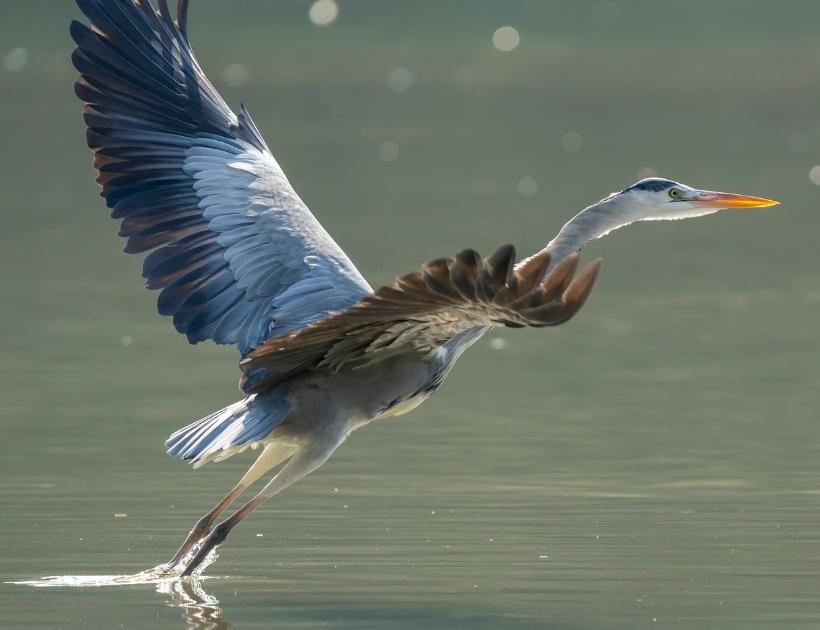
[70,0,371,355]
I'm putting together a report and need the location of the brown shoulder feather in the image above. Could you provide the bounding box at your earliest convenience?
[240,245,601,393]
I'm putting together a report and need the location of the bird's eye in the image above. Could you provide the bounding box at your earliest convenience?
[668,188,679,198]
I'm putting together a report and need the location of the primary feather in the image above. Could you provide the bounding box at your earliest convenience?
[70,0,371,355]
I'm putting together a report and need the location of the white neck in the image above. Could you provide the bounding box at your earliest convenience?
[542,197,643,272]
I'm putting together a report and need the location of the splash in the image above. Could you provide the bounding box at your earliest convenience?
[8,548,219,589]
[9,551,227,626]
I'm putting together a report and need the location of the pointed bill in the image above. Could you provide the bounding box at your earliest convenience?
[693,190,780,209]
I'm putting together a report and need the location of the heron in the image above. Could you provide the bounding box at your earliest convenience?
[69,0,778,577]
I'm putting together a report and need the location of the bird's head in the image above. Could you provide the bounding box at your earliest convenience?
[601,177,779,222]
[545,176,779,268]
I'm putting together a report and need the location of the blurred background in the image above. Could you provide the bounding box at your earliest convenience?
[1,1,819,628]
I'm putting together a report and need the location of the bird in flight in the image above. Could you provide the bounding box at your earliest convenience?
[70,0,778,576]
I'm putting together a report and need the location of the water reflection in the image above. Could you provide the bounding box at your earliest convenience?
[11,571,229,630]
[159,579,229,630]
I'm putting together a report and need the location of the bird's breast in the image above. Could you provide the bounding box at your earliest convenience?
[372,358,450,421]
[375,390,433,420]
[325,349,457,431]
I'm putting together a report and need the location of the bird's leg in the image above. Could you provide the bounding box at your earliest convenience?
[164,441,296,570]
[181,439,340,576]
[163,484,244,570]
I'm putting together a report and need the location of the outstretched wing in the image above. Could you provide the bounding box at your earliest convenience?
[70,0,371,354]
[241,245,601,393]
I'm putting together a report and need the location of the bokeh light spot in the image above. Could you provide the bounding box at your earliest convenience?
[561,131,583,154]
[309,0,338,26]
[517,176,538,197]
[489,338,507,351]
[385,68,415,93]
[492,27,520,52]
[4,48,28,72]
[377,141,399,162]
[223,63,249,87]
[637,166,658,179]
[809,165,820,186]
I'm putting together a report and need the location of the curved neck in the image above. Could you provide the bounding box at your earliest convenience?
[541,198,641,272]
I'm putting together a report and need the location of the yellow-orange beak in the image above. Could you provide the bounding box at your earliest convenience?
[692,190,780,209]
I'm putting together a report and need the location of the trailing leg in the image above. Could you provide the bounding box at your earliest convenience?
[164,441,296,569]
[181,439,340,576]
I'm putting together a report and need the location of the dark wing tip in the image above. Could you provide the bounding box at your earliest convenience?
[177,0,191,36]
[485,243,516,289]
[501,253,601,327]
[487,243,516,268]
[563,258,602,307]
[514,249,552,295]
[544,257,602,326]
[449,248,482,299]
[477,245,515,303]
[157,0,172,20]
[68,19,88,42]
[421,257,459,299]
[539,251,580,299]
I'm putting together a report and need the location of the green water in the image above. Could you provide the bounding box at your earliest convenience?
[2,1,820,628]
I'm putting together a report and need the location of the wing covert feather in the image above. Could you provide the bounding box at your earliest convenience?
[241,246,601,393]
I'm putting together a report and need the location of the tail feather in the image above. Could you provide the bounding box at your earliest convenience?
[166,390,291,467]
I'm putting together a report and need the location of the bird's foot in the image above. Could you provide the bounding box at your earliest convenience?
[181,523,230,576]
[161,517,217,574]
[159,547,208,578]
[180,546,219,578]
[155,545,207,578]
[155,561,186,578]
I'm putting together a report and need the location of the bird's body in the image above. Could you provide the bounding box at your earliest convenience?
[70,0,777,576]
[200,346,450,462]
